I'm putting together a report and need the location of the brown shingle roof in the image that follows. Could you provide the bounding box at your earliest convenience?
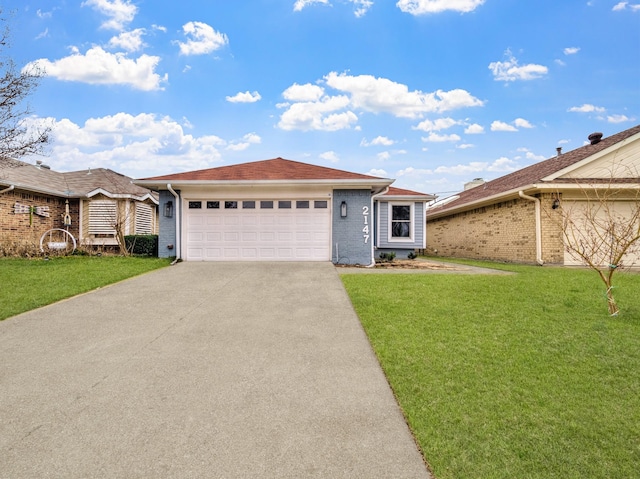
[382,186,434,198]
[138,157,387,182]
[0,157,155,198]
[427,124,640,217]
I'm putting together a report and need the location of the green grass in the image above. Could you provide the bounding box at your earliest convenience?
[341,262,640,479]
[0,256,172,321]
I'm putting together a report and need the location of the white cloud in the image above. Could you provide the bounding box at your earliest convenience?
[352,0,374,17]
[24,46,167,91]
[608,114,634,123]
[457,143,474,149]
[294,0,329,11]
[517,148,546,162]
[82,0,137,31]
[361,136,395,146]
[568,103,606,113]
[396,0,485,15]
[413,117,460,132]
[226,91,262,103]
[282,83,325,102]
[227,132,262,151]
[377,151,391,161]
[563,47,580,55]
[35,29,49,40]
[613,2,640,11]
[108,28,146,52]
[489,50,548,82]
[277,95,357,131]
[37,112,229,176]
[513,118,533,128]
[324,71,483,119]
[367,168,388,177]
[465,123,484,134]
[177,22,229,56]
[278,72,482,131]
[422,132,461,142]
[293,0,373,16]
[491,120,518,132]
[37,9,55,19]
[319,151,340,163]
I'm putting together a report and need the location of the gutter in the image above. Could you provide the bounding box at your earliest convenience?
[518,191,544,265]
[167,184,181,263]
[0,185,15,195]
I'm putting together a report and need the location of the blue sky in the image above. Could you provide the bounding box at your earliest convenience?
[7,0,640,196]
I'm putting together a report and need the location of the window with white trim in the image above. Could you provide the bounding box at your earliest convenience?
[135,203,154,234]
[389,203,413,241]
[88,200,118,236]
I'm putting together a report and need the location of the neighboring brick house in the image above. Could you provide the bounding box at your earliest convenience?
[426,124,640,266]
[0,157,159,253]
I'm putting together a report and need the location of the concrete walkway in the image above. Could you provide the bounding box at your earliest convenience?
[0,262,430,478]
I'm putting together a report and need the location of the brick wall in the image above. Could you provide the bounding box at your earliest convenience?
[427,194,565,264]
[0,189,80,251]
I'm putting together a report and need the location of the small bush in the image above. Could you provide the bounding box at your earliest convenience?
[378,251,396,262]
[124,235,158,256]
[407,251,417,260]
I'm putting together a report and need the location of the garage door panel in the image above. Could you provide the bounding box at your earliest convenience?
[186,200,330,261]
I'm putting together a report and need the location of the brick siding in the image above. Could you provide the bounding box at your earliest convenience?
[0,189,80,251]
[427,195,565,264]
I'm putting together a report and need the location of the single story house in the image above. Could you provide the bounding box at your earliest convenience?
[426,124,640,266]
[135,158,434,265]
[0,157,159,252]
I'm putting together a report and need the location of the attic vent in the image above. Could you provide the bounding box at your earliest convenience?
[464,178,485,191]
[588,132,603,145]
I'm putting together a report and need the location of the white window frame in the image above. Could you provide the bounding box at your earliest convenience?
[387,202,414,242]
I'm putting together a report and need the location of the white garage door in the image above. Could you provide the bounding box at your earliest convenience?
[185,199,331,261]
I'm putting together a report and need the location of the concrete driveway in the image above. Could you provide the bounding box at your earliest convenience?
[0,262,430,478]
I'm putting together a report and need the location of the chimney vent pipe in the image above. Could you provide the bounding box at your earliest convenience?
[588,132,603,145]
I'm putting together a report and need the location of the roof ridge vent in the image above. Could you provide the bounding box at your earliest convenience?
[588,132,603,145]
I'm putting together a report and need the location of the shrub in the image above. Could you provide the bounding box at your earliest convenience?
[407,251,417,260]
[378,251,396,262]
[124,235,158,256]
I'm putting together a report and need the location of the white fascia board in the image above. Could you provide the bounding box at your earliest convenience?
[541,131,640,181]
[86,188,160,204]
[377,194,436,201]
[533,182,640,191]
[134,178,394,190]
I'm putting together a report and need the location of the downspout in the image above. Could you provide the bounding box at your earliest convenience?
[167,184,181,263]
[368,186,390,267]
[518,191,544,265]
[0,185,15,195]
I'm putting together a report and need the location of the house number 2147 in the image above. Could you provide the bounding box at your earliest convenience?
[362,206,370,244]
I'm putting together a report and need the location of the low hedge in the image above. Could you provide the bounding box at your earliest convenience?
[124,235,158,256]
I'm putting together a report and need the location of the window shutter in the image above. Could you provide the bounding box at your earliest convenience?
[88,200,117,235]
[135,203,154,234]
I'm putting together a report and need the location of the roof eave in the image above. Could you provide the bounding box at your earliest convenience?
[134,178,394,190]
[426,185,537,220]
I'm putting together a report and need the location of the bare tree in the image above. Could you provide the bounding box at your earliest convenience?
[557,173,640,316]
[0,10,50,160]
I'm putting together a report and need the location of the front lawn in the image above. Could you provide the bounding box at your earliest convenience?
[341,262,640,479]
[0,256,171,321]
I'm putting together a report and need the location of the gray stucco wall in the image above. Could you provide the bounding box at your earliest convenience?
[158,190,177,258]
[332,189,373,265]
